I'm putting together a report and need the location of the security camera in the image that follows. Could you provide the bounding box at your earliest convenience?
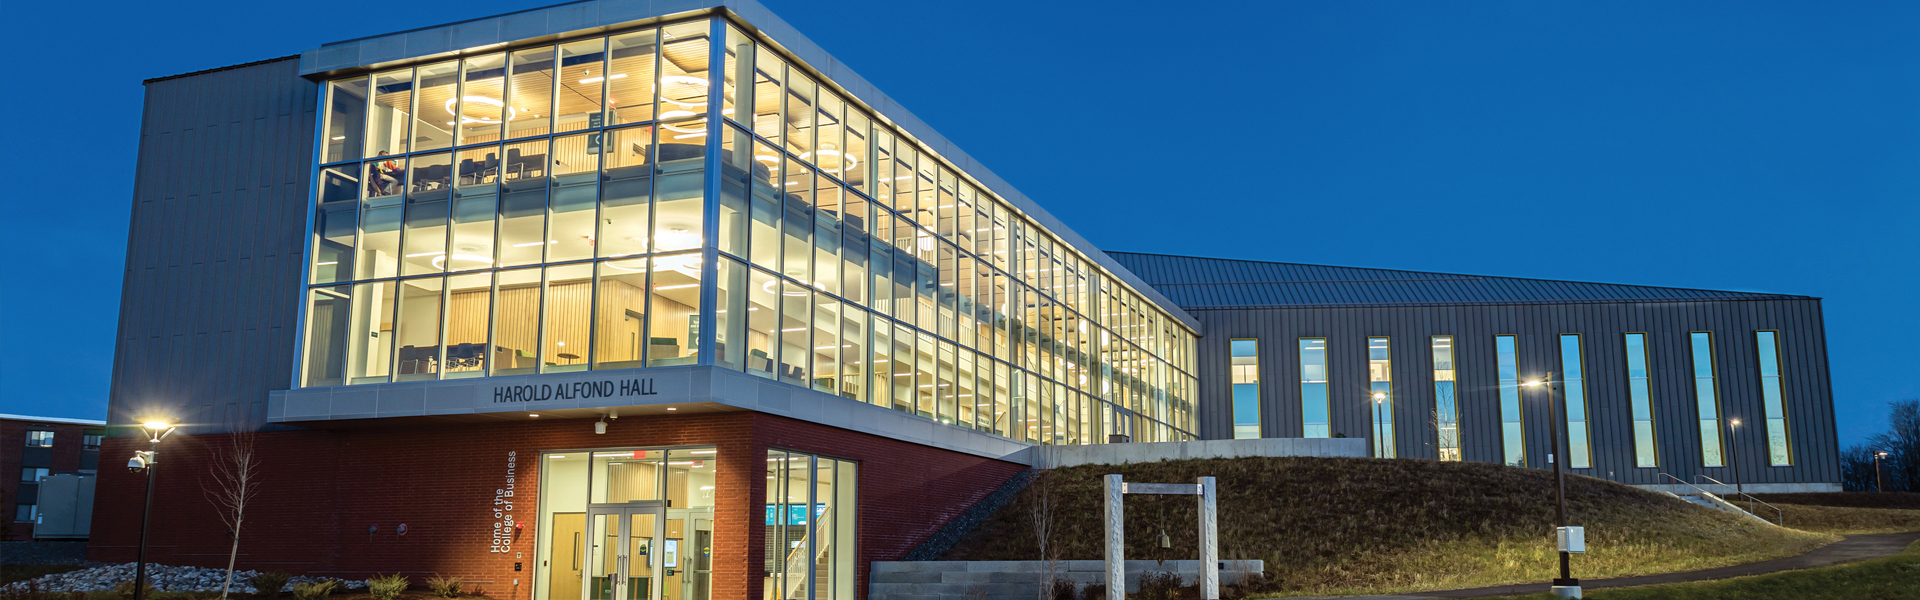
[128,454,149,473]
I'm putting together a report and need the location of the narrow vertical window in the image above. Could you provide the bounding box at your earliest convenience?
[1756,331,1792,466]
[1691,332,1725,467]
[1299,338,1329,438]
[1368,337,1394,458]
[1496,335,1525,466]
[1624,333,1658,467]
[1558,334,1591,468]
[1431,336,1460,461]
[1230,339,1259,439]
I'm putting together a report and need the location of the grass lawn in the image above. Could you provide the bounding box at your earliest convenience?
[938,456,1835,598]
[1496,541,1920,600]
[1776,503,1920,535]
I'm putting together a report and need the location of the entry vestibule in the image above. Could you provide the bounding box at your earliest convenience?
[538,448,718,600]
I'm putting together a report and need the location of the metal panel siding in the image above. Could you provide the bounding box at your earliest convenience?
[1185,299,1837,487]
[108,58,316,435]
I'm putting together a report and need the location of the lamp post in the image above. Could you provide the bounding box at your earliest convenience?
[1371,392,1387,458]
[1728,419,1743,497]
[129,420,177,600]
[1522,374,1576,598]
[1874,451,1889,492]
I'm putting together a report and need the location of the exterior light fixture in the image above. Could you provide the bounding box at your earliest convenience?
[130,418,176,600]
[595,416,608,435]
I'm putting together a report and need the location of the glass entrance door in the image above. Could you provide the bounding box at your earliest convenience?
[585,503,665,600]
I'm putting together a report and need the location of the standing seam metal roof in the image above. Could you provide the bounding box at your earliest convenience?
[1107,251,1814,310]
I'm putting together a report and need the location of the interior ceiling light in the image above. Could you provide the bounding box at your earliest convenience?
[762,279,822,297]
[443,96,516,123]
[798,142,858,170]
[579,73,628,84]
[431,253,495,270]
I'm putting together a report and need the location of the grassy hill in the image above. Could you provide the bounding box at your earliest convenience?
[938,456,1834,597]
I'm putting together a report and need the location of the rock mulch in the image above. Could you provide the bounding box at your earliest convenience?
[1,563,369,593]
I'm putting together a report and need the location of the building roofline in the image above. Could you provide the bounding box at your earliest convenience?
[143,55,300,85]
[1106,250,1818,301]
[1,413,108,426]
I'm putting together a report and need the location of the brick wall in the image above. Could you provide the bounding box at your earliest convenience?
[89,412,1024,600]
[3,418,101,540]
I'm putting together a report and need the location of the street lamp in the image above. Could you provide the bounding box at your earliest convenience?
[1728,419,1743,497]
[128,419,177,600]
[1521,374,1577,598]
[1874,451,1890,492]
[1371,392,1387,458]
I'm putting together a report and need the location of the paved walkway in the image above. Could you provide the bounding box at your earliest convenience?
[1293,531,1920,599]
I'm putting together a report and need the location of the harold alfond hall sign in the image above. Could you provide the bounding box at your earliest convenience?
[491,377,662,404]
[269,366,699,422]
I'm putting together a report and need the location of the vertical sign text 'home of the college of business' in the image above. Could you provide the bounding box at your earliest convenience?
[492,378,659,403]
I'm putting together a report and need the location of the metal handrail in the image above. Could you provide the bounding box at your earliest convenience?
[1657,473,1721,500]
[1695,474,1784,526]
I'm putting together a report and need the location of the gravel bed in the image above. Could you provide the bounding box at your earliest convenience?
[2,563,368,593]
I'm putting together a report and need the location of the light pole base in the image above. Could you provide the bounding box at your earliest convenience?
[1550,585,1583,599]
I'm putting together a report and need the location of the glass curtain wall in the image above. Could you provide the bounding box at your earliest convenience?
[764,450,856,600]
[1431,336,1460,461]
[1495,335,1525,467]
[1754,331,1792,466]
[306,16,1197,443]
[1558,335,1591,469]
[1230,339,1259,439]
[1623,333,1658,468]
[1367,337,1392,458]
[1690,332,1725,467]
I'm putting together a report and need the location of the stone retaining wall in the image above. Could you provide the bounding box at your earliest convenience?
[870,560,1264,600]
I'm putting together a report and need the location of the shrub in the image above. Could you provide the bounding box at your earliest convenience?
[1048,578,1077,600]
[112,580,155,600]
[248,573,292,599]
[1135,572,1184,600]
[424,575,463,599]
[290,580,338,600]
[1076,583,1106,600]
[366,574,409,600]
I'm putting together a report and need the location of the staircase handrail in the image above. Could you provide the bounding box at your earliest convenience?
[782,509,833,600]
[1693,474,1783,526]
[1656,472,1720,500]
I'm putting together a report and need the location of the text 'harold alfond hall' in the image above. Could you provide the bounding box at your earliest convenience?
[97,1,1843,599]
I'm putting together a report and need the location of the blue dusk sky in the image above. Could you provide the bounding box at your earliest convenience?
[0,1,1913,448]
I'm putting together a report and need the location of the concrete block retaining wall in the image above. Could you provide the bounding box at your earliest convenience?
[870,560,1264,600]
[1011,438,1366,468]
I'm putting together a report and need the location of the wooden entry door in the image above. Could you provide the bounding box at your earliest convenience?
[550,513,586,600]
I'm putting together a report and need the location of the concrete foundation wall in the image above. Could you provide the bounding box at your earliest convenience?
[1012,437,1366,467]
[871,560,1263,600]
[1634,482,1840,495]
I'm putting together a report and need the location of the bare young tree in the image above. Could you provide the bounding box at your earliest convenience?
[203,428,263,600]
[1027,459,1060,600]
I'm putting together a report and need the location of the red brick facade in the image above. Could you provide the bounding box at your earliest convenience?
[89,412,1024,600]
[3,416,104,540]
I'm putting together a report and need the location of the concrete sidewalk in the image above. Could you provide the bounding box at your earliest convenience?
[1294,531,1920,599]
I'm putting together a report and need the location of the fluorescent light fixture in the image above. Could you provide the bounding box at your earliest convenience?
[654,283,699,290]
[331,136,346,140]
[511,240,557,247]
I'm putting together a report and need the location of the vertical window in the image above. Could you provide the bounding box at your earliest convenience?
[83,434,103,450]
[555,38,606,133]
[1230,339,1259,439]
[1755,331,1792,466]
[593,259,649,371]
[1368,337,1393,458]
[13,504,35,522]
[839,306,868,402]
[1496,335,1525,467]
[549,133,601,263]
[1299,338,1328,438]
[541,264,593,373]
[491,268,541,377]
[1691,332,1724,467]
[497,139,550,268]
[323,76,368,163]
[715,257,747,371]
[1558,335,1591,468]
[21,467,50,482]
[1624,333,1659,467]
[644,253,700,366]
[763,450,856,600]
[393,277,445,382]
[598,126,654,259]
[653,119,707,255]
[1431,336,1460,461]
[505,47,554,140]
[779,281,813,387]
[813,298,841,394]
[411,61,459,152]
[25,431,54,447]
[367,70,413,156]
[745,269,778,379]
[347,281,398,384]
[606,29,658,126]
[456,53,508,146]
[400,152,453,276]
[444,273,492,379]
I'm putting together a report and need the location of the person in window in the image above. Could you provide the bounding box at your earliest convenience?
[370,151,402,196]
